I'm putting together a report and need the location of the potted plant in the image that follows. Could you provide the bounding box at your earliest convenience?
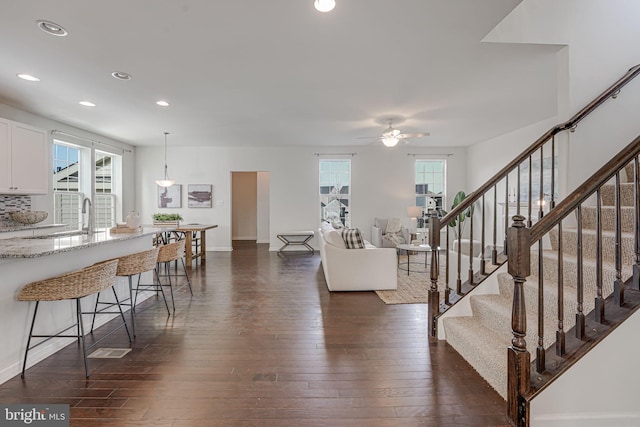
[442,191,473,239]
[152,213,183,226]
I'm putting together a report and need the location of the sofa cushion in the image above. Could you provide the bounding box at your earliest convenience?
[340,228,365,249]
[324,229,346,248]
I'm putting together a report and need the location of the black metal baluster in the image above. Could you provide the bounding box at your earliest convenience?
[614,171,624,305]
[551,135,556,209]
[492,185,498,265]
[536,237,545,373]
[481,194,486,275]
[539,145,545,220]
[634,156,640,290]
[517,165,521,216]
[505,175,509,254]
[468,205,474,286]
[556,221,565,356]
[576,205,585,340]
[528,156,533,227]
[595,188,604,323]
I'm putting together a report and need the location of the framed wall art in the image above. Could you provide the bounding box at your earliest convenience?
[157,184,182,208]
[188,184,213,208]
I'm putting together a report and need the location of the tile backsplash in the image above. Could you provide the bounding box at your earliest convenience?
[0,195,32,225]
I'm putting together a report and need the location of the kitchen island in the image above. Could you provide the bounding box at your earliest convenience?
[0,226,172,384]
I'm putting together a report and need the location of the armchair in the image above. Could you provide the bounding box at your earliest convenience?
[371,217,411,248]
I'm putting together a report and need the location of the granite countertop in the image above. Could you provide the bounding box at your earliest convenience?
[0,223,67,233]
[0,226,173,258]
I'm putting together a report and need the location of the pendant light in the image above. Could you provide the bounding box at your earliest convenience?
[155,132,175,187]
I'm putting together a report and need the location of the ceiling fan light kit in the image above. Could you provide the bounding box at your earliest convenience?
[358,119,430,147]
[382,137,399,147]
[314,0,336,12]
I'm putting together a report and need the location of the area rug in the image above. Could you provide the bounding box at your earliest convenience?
[375,271,430,304]
[375,255,446,304]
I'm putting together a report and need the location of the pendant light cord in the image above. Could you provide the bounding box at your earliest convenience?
[164,132,170,180]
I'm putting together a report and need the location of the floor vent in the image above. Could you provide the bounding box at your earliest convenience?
[87,348,132,359]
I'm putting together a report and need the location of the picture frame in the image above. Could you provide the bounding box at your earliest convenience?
[157,184,182,208]
[188,184,213,208]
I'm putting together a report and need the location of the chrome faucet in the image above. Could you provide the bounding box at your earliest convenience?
[81,197,93,235]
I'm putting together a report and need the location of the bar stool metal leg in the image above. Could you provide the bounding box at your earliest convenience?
[21,301,39,378]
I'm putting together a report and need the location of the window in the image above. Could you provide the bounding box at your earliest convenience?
[94,151,115,228]
[53,143,82,229]
[415,160,446,228]
[53,142,122,230]
[319,159,351,228]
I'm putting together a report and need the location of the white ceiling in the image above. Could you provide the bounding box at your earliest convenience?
[0,0,561,148]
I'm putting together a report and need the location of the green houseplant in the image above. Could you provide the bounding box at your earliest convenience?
[152,213,183,225]
[442,191,473,239]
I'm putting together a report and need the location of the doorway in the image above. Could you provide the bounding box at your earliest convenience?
[231,171,270,245]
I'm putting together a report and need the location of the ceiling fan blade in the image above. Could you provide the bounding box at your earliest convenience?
[397,132,430,138]
[356,136,382,140]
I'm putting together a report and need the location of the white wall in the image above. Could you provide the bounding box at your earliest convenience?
[135,145,468,251]
[0,102,136,220]
[256,171,270,244]
[483,0,640,193]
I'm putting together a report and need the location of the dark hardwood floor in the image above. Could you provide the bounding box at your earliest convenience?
[0,241,506,426]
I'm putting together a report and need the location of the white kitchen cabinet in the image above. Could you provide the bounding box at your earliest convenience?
[0,118,49,194]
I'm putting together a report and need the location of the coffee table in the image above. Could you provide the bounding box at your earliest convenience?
[396,243,433,275]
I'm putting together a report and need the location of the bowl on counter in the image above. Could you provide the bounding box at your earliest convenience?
[9,210,48,225]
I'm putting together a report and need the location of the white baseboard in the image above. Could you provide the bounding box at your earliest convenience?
[532,412,640,426]
[256,239,269,244]
[206,246,233,251]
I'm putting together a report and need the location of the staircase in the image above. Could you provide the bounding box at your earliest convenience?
[422,65,640,425]
[442,163,637,399]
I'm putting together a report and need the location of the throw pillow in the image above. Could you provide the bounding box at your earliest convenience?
[385,217,402,234]
[341,228,365,249]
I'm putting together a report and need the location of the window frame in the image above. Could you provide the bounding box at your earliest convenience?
[319,159,351,228]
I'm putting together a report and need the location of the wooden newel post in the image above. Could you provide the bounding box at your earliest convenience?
[507,215,531,426]
[428,212,441,337]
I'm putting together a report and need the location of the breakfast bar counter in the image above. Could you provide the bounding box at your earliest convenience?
[0,226,171,258]
[0,226,172,385]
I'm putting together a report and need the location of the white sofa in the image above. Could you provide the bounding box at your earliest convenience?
[318,222,398,292]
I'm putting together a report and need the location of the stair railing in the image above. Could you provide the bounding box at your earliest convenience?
[506,135,640,426]
[427,64,640,338]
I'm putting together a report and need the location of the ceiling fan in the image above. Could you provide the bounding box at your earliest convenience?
[358,120,430,147]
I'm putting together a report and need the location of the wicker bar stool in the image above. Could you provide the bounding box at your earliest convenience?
[151,240,192,312]
[17,259,127,378]
[91,247,168,338]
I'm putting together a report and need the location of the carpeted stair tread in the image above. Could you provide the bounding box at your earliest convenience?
[600,182,635,206]
[534,250,632,294]
[442,316,509,398]
[582,206,635,233]
[549,227,636,265]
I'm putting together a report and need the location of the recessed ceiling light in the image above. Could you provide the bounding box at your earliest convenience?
[111,71,132,80]
[79,101,96,107]
[156,100,170,107]
[36,19,68,36]
[17,74,40,82]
